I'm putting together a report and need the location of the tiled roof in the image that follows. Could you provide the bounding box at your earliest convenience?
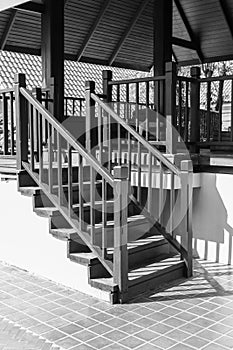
[0,50,141,97]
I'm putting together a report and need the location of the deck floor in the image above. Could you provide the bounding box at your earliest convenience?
[0,259,232,349]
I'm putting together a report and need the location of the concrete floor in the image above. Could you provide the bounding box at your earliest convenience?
[0,259,232,350]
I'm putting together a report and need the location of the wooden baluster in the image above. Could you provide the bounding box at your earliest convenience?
[85,81,95,153]
[184,82,189,143]
[65,98,68,117]
[127,131,131,182]
[206,81,211,142]
[68,144,73,217]
[190,67,201,153]
[137,142,141,203]
[169,172,175,239]
[73,99,75,116]
[98,105,103,164]
[135,83,139,133]
[218,80,223,142]
[146,82,149,141]
[126,83,129,122]
[178,80,182,138]
[180,160,193,278]
[147,151,152,213]
[117,85,120,115]
[10,92,15,155]
[14,73,28,171]
[29,104,35,171]
[117,116,121,166]
[2,93,8,155]
[78,154,84,231]
[231,79,233,142]
[90,166,95,245]
[48,123,53,192]
[113,165,129,303]
[108,113,112,170]
[102,178,107,259]
[159,161,164,226]
[57,131,62,204]
[38,113,43,182]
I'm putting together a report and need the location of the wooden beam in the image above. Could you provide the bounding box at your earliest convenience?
[154,0,173,75]
[174,0,204,63]
[14,2,44,13]
[0,9,17,50]
[109,0,150,66]
[76,0,112,62]
[219,0,233,40]
[41,0,64,122]
[172,37,196,50]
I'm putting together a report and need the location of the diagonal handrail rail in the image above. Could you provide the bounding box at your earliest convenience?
[20,88,114,185]
[91,92,181,176]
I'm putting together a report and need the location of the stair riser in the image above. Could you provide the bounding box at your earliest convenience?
[34,166,91,184]
[128,241,169,269]
[128,263,185,300]
[52,183,114,203]
[33,191,54,208]
[67,240,90,255]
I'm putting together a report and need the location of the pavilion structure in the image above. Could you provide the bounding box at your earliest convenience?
[0,0,233,303]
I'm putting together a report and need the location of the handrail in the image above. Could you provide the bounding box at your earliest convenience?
[0,87,14,94]
[109,75,166,85]
[199,74,233,82]
[177,76,196,83]
[91,92,180,176]
[20,87,114,185]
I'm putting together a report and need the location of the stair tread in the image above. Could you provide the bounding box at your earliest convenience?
[128,254,182,280]
[91,254,183,291]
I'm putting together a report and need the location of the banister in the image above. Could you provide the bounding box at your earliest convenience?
[0,88,15,94]
[19,87,114,186]
[91,92,181,176]
[108,75,166,85]
[199,75,233,82]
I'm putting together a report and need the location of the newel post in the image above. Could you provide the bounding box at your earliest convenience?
[85,81,95,153]
[113,165,129,303]
[180,160,193,278]
[102,70,112,103]
[165,62,177,154]
[14,73,28,171]
[190,66,201,153]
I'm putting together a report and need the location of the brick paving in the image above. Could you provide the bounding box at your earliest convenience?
[0,259,232,349]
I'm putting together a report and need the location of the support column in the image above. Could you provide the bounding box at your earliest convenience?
[154,0,173,76]
[41,0,64,122]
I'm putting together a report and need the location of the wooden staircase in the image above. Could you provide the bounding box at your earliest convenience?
[18,168,186,303]
[0,74,194,303]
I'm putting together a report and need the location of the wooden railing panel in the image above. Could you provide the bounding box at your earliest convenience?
[0,88,16,156]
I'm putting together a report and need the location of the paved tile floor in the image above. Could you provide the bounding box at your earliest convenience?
[0,259,233,349]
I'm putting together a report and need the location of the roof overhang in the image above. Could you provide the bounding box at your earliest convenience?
[0,0,233,71]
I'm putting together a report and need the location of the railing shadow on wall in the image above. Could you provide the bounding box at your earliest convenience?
[192,173,233,265]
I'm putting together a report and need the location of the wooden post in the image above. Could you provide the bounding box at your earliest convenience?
[2,93,8,155]
[180,160,193,278]
[154,0,173,76]
[14,73,28,171]
[190,66,201,153]
[41,0,64,122]
[165,62,177,154]
[102,70,112,103]
[113,165,129,303]
[85,81,95,153]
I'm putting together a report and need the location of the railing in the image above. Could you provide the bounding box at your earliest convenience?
[108,75,166,146]
[198,75,233,145]
[86,80,193,278]
[14,73,133,302]
[0,88,16,156]
[34,88,86,118]
[177,69,233,151]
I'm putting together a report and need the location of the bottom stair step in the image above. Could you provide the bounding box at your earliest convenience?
[90,254,186,302]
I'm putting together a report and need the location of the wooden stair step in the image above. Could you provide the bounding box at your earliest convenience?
[49,228,78,241]
[90,254,185,300]
[33,206,58,218]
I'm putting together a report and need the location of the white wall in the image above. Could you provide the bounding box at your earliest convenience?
[192,173,233,264]
[0,178,110,301]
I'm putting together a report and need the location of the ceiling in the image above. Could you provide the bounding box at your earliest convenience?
[0,0,233,71]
